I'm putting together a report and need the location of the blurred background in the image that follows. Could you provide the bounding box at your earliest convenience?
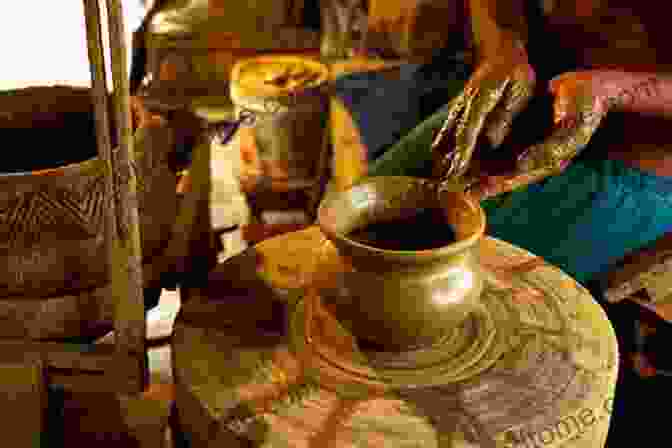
[0,0,146,90]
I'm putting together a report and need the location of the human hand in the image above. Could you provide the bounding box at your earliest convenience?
[433,40,536,190]
[515,71,611,175]
[470,70,661,199]
[130,95,165,129]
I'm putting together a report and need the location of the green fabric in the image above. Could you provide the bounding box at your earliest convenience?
[368,104,451,178]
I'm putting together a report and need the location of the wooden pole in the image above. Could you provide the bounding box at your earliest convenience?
[83,0,147,391]
[106,0,147,390]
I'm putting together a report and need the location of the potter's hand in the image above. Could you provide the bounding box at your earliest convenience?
[515,71,610,175]
[130,95,165,129]
[468,71,613,200]
[433,41,535,188]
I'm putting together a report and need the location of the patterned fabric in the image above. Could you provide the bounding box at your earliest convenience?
[605,261,672,304]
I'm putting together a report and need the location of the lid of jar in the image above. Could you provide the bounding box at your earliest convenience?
[230,55,329,104]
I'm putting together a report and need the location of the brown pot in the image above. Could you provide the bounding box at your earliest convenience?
[0,86,177,339]
[317,176,486,352]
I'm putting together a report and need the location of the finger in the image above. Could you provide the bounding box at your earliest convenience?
[440,98,477,179]
[431,88,470,151]
[549,71,593,93]
[552,82,588,124]
[449,79,510,178]
[130,96,144,126]
[559,89,607,130]
[484,75,535,148]
[431,88,471,178]
[549,74,575,93]
[130,96,163,128]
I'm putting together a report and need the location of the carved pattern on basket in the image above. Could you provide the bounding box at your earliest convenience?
[0,174,108,249]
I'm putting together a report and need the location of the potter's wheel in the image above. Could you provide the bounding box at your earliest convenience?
[174,227,618,447]
[288,282,514,394]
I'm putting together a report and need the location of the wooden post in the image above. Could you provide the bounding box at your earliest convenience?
[106,0,148,390]
[83,0,147,392]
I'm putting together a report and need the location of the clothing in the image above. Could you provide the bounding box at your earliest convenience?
[482,156,672,283]
[333,46,472,162]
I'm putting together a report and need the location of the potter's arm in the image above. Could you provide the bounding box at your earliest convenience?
[598,72,672,117]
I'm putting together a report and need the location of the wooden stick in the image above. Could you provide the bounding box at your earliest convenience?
[83,0,147,392]
[82,0,115,236]
[105,0,148,391]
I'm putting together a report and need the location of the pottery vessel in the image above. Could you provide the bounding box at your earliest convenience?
[230,55,330,183]
[317,176,486,351]
[0,86,177,339]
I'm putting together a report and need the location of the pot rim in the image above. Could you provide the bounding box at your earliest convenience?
[318,176,486,259]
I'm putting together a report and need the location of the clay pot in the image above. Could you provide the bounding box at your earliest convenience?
[317,176,486,352]
[0,86,177,339]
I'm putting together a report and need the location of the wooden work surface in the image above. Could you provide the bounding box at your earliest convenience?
[173,226,618,447]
